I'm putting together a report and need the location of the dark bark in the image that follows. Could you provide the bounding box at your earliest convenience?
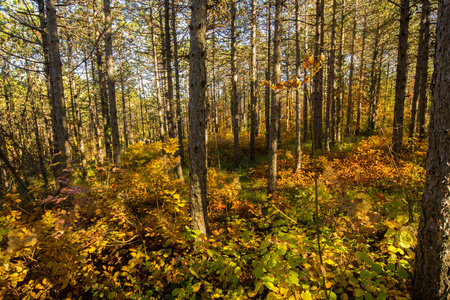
[346,2,357,135]
[230,0,240,167]
[265,3,271,152]
[46,0,70,189]
[335,0,345,143]
[172,0,185,166]
[391,0,411,155]
[417,0,431,140]
[104,0,121,165]
[356,13,366,136]
[267,0,282,210]
[189,0,209,237]
[294,0,302,172]
[249,0,257,162]
[149,1,165,143]
[368,22,380,132]
[412,0,450,297]
[326,0,337,149]
[312,0,324,150]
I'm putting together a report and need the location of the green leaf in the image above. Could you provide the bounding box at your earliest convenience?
[252,266,264,279]
[264,281,276,291]
[288,270,299,285]
[355,288,365,297]
[386,263,395,271]
[260,240,270,249]
[372,263,383,274]
[364,292,374,300]
[396,214,409,226]
[377,292,387,300]
[277,244,287,256]
[267,257,277,268]
[397,267,408,279]
[384,228,396,238]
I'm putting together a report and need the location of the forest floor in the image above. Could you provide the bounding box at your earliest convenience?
[0,132,426,300]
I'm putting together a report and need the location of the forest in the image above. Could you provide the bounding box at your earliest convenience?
[0,0,449,299]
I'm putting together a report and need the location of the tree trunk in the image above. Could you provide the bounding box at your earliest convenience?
[356,12,366,136]
[104,0,121,165]
[46,0,70,189]
[149,1,165,144]
[267,0,282,212]
[119,66,129,148]
[412,0,450,296]
[335,0,345,143]
[249,0,258,162]
[368,22,380,132]
[230,0,240,167]
[312,0,324,150]
[417,0,431,141]
[391,0,411,155]
[326,0,337,149]
[172,0,185,167]
[189,0,209,238]
[294,0,302,172]
[265,3,271,152]
[346,1,357,135]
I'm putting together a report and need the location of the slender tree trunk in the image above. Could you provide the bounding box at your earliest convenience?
[312,0,324,150]
[391,0,411,155]
[335,0,345,143]
[413,0,450,296]
[294,0,302,172]
[346,1,357,135]
[416,0,431,140]
[368,22,380,132]
[230,0,240,167]
[172,0,185,166]
[249,0,257,162]
[356,13,366,135]
[267,0,282,212]
[326,0,337,149]
[149,1,165,143]
[120,66,129,148]
[265,3,271,152]
[104,0,121,165]
[89,58,103,163]
[303,2,309,142]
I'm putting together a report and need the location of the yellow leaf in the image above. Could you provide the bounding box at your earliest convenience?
[320,53,325,61]
[192,281,202,292]
[301,291,313,300]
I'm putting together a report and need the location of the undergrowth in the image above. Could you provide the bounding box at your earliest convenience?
[0,135,426,299]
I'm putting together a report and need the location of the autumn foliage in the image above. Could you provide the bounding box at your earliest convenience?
[0,135,425,299]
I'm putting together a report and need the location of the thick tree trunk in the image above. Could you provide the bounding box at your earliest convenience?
[189,0,209,238]
[104,0,121,165]
[391,0,411,155]
[267,0,282,211]
[412,0,450,297]
[230,0,240,167]
[46,0,70,189]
